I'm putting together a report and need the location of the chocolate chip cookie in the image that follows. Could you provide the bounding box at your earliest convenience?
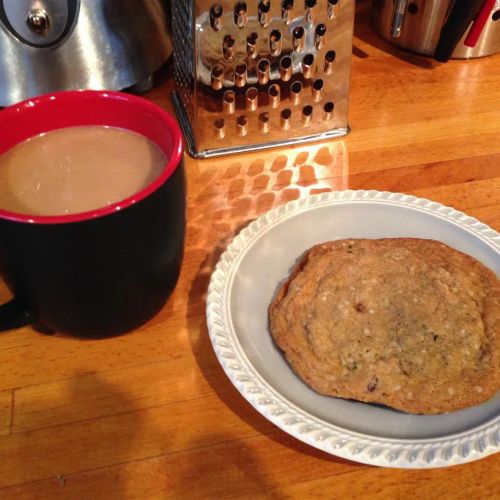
[269,238,499,414]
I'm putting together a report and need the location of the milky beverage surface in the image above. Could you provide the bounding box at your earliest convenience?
[0,126,166,216]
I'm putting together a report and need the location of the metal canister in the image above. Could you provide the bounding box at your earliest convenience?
[371,0,500,59]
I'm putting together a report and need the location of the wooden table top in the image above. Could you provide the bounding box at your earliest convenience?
[1,3,499,498]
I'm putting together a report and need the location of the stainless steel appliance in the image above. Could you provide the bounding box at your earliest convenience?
[372,0,500,60]
[0,0,172,106]
[172,0,355,159]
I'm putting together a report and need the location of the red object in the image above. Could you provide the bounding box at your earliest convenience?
[464,0,496,47]
[0,90,184,225]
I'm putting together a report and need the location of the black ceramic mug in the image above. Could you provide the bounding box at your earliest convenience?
[0,90,185,337]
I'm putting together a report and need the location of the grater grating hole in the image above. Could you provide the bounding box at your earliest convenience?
[235,2,247,14]
[223,35,236,61]
[312,79,323,101]
[313,79,324,90]
[211,64,225,90]
[325,50,336,75]
[259,112,270,133]
[247,32,259,59]
[282,0,294,24]
[305,0,317,7]
[316,24,327,36]
[259,0,271,26]
[327,0,339,18]
[270,30,282,56]
[315,23,327,49]
[259,0,271,12]
[223,90,236,114]
[302,104,313,125]
[235,63,248,87]
[237,115,248,136]
[234,2,248,28]
[280,108,292,130]
[246,87,258,111]
[210,3,223,31]
[291,81,303,104]
[248,32,258,44]
[258,59,271,84]
[302,53,315,78]
[269,84,281,108]
[214,118,225,139]
[280,55,292,81]
[326,50,337,61]
[324,101,335,121]
[293,26,305,52]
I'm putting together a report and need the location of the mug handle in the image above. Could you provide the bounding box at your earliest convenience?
[0,299,34,331]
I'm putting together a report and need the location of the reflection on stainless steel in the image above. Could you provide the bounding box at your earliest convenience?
[0,0,171,106]
[26,8,51,36]
[187,140,350,253]
[173,0,354,158]
[372,0,500,58]
[390,0,408,38]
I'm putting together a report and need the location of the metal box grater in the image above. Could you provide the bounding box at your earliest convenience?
[172,0,354,158]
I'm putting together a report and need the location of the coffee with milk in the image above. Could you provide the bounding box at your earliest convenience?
[0,126,166,216]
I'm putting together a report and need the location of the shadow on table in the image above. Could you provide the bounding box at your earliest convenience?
[186,232,357,470]
[4,373,141,498]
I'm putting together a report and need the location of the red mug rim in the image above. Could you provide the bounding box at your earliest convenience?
[0,90,184,225]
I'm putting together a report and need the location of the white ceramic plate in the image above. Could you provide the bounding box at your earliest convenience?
[206,191,500,468]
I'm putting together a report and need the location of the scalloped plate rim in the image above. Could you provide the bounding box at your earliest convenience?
[206,190,500,468]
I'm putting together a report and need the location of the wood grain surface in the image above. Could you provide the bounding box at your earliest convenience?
[0,2,499,498]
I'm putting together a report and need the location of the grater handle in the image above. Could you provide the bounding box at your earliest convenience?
[464,0,496,48]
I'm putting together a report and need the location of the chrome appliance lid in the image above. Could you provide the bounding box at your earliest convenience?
[0,0,172,106]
